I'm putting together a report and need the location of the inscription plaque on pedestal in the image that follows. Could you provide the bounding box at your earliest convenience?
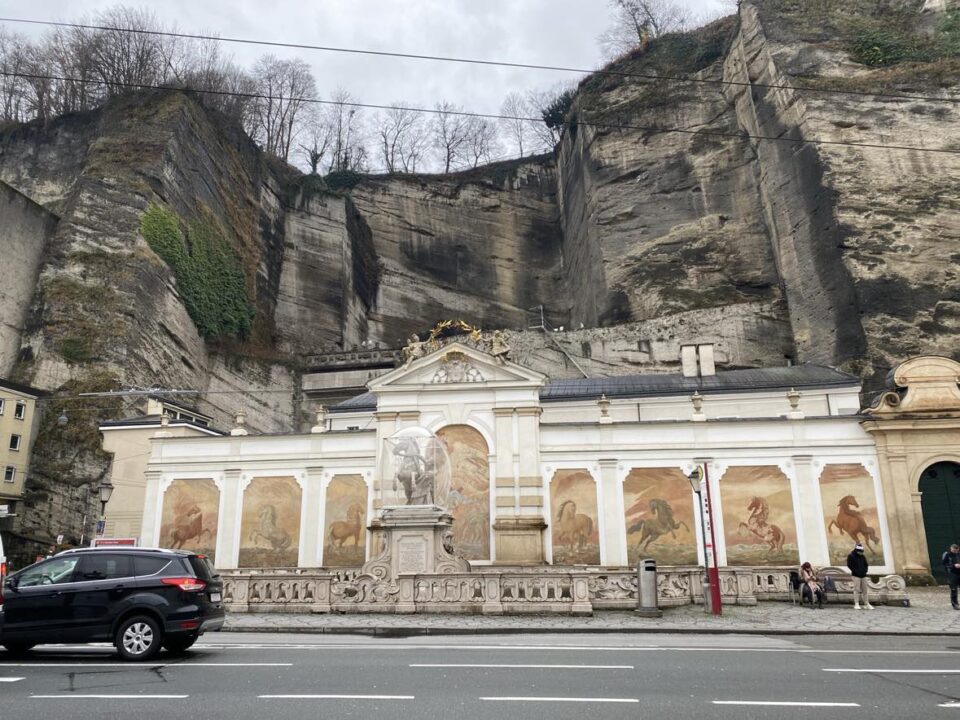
[398,538,427,574]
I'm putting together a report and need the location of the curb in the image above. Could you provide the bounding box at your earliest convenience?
[221,624,960,638]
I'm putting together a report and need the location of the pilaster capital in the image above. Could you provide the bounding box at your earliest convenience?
[598,458,619,469]
[791,455,814,466]
[374,411,399,421]
[514,407,542,418]
[493,407,515,417]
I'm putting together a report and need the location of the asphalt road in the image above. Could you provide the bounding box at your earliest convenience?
[2,631,960,719]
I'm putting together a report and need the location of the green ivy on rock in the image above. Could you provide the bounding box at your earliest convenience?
[141,203,255,340]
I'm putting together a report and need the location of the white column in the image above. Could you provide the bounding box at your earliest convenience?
[141,470,163,547]
[216,469,242,569]
[300,466,324,567]
[793,456,829,566]
[598,459,625,566]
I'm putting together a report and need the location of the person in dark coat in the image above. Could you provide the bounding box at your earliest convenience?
[846,543,873,609]
[943,543,960,610]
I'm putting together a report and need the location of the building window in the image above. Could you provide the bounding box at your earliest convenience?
[9,434,21,451]
[3,466,14,483]
[14,402,26,420]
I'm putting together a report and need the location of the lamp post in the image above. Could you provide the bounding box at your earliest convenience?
[687,465,722,616]
[96,481,114,537]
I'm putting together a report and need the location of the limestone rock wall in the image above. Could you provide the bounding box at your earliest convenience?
[0,182,59,375]
[347,162,566,343]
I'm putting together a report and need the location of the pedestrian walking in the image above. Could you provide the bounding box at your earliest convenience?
[943,543,960,610]
[846,543,873,609]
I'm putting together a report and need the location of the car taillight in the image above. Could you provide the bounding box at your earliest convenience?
[161,577,206,592]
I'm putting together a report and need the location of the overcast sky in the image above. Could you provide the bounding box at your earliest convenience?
[0,0,728,114]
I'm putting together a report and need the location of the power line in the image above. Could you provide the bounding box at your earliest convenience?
[2,70,958,156]
[0,15,958,105]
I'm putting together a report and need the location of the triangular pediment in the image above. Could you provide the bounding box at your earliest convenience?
[369,342,547,392]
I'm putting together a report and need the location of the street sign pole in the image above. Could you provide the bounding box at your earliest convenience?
[700,462,723,616]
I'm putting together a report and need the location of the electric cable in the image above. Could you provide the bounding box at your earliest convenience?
[1,15,957,104]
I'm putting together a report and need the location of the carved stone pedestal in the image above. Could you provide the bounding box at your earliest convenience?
[365,505,470,612]
[493,517,547,564]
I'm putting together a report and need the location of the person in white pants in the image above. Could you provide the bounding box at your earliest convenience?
[846,543,873,609]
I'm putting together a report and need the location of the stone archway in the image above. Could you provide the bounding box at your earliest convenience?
[919,461,960,583]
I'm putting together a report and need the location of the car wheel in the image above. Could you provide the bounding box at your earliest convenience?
[2,642,36,655]
[115,615,162,661]
[162,635,197,654]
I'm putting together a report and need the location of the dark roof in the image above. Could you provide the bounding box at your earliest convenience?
[329,392,377,413]
[540,365,860,402]
[0,377,48,397]
[330,365,860,411]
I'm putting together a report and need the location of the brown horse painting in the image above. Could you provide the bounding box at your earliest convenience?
[738,496,785,553]
[828,495,880,551]
[555,500,594,550]
[328,503,365,548]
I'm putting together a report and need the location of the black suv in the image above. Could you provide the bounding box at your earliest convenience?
[0,547,225,660]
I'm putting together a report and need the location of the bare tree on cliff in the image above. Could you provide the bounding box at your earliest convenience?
[375,104,429,173]
[250,55,316,162]
[87,7,171,91]
[432,101,471,173]
[326,89,368,172]
[598,0,691,58]
[526,84,576,150]
[500,91,531,158]
[464,117,500,168]
[298,105,334,174]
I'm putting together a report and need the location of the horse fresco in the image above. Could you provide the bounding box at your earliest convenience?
[549,470,600,564]
[250,504,292,552]
[555,500,594,550]
[159,478,219,561]
[238,476,301,568]
[818,464,885,566]
[738,496,786,553]
[720,465,799,566]
[328,503,365,549]
[622,468,698,565]
[828,495,880,551]
[628,498,690,553]
[323,474,368,567]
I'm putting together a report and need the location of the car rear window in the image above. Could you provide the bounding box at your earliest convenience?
[186,555,216,580]
[134,555,172,577]
[77,554,133,581]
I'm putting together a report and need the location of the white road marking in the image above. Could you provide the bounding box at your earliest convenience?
[259,694,415,700]
[32,695,189,699]
[714,701,860,707]
[940,702,960,707]
[410,663,633,669]
[0,662,291,668]
[824,669,960,674]
[191,643,960,655]
[480,696,639,703]
[0,677,24,682]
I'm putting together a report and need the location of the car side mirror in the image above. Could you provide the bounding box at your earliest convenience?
[4,575,18,591]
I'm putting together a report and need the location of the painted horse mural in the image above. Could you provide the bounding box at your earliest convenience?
[738,496,785,553]
[328,503,365,548]
[250,504,292,552]
[555,500,594,550]
[628,498,690,552]
[828,495,880,551]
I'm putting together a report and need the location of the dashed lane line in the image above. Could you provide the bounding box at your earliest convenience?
[259,694,415,700]
[0,677,24,682]
[714,701,860,707]
[0,662,292,668]
[31,695,189,699]
[824,669,960,674]
[480,696,639,703]
[410,663,634,669]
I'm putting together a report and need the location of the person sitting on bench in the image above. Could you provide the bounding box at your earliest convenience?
[800,561,824,608]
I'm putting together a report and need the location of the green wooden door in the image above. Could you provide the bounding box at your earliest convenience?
[920,462,960,583]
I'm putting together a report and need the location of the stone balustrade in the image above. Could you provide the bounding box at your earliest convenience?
[219,565,908,615]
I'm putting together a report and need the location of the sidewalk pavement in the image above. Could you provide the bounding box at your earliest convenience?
[223,587,960,636]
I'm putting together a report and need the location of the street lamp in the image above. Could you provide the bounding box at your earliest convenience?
[96,481,114,537]
[687,465,722,616]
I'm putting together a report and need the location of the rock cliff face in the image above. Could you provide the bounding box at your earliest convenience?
[0,0,957,556]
